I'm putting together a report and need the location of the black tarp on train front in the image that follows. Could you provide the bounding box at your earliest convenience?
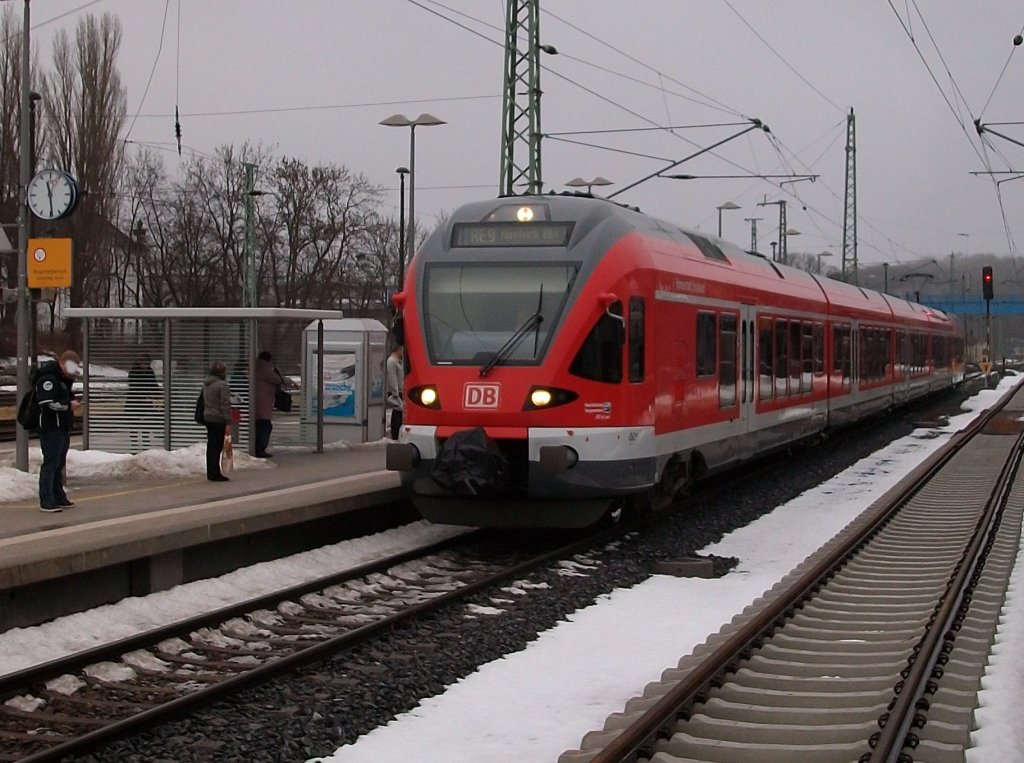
[427,427,510,496]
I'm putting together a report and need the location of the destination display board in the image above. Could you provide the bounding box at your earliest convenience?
[451,221,573,248]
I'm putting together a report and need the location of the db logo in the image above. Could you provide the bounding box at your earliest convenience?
[463,383,500,409]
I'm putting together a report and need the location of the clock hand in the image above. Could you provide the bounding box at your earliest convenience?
[46,182,53,216]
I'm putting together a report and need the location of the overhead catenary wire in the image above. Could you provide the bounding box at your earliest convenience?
[121,0,172,151]
[888,0,1020,257]
[978,24,1024,120]
[414,0,935,266]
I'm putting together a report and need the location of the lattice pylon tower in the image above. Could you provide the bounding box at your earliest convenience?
[842,108,858,284]
[500,0,543,196]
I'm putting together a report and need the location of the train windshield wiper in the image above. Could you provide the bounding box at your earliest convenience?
[479,312,543,377]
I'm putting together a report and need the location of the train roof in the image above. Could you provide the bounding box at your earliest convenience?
[430,194,958,328]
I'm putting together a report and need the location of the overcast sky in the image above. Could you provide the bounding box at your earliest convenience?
[20,1,1024,271]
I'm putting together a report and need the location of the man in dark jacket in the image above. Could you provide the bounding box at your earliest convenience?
[36,350,82,512]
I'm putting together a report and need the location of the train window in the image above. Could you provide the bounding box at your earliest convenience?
[628,297,645,383]
[687,233,730,263]
[697,312,717,377]
[789,321,802,393]
[860,327,891,382]
[569,302,623,383]
[758,317,773,401]
[813,323,825,376]
[832,324,852,390]
[422,263,577,365]
[858,328,871,382]
[878,329,887,380]
[800,322,813,392]
[912,332,927,374]
[719,314,738,408]
[774,319,789,397]
[935,336,949,368]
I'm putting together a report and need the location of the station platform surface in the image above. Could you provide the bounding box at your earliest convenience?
[0,442,403,611]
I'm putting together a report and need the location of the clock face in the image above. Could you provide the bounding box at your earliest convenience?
[27,169,78,221]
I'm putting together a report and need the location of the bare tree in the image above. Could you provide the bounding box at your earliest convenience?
[263,157,381,310]
[0,7,41,336]
[0,8,22,216]
[43,12,127,318]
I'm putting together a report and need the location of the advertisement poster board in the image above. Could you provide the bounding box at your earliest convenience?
[321,351,357,420]
[368,344,385,404]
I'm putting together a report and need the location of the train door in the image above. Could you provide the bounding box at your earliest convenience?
[739,304,756,429]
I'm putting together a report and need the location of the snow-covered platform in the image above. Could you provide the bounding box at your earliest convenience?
[0,442,403,630]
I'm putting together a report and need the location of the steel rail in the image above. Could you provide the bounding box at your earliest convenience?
[0,530,479,701]
[867,428,1024,761]
[586,379,1022,763]
[10,521,629,762]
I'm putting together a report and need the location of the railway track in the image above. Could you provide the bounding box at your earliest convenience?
[561,380,1024,762]
[0,525,626,762]
[0,382,995,760]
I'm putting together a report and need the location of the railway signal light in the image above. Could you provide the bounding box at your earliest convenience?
[982,266,994,300]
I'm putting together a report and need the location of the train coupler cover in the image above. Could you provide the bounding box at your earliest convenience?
[417,427,511,497]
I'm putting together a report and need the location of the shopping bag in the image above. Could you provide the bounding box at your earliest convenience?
[220,432,234,474]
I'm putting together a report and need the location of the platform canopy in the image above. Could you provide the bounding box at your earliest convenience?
[63,306,358,456]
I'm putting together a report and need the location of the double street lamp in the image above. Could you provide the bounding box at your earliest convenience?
[566,176,612,195]
[379,113,445,290]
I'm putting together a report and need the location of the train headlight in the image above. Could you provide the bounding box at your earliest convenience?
[411,385,441,409]
[530,389,552,407]
[522,386,578,411]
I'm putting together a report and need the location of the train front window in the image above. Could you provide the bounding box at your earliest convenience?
[423,263,577,365]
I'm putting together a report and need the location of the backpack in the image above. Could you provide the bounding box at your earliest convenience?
[16,388,40,431]
[194,390,205,425]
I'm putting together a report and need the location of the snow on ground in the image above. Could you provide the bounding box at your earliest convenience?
[0,376,1020,761]
[321,378,1024,763]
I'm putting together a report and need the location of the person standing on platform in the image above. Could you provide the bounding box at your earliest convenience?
[203,360,232,482]
[386,344,405,440]
[36,350,82,512]
[253,350,286,458]
[126,357,159,450]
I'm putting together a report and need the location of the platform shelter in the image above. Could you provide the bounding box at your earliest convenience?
[63,307,360,455]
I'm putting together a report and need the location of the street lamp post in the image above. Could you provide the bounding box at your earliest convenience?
[379,113,445,274]
[27,90,40,378]
[716,201,741,237]
[396,166,409,291]
[15,0,31,471]
[242,162,264,308]
[816,250,833,272]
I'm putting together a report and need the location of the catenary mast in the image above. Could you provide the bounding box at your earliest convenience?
[842,108,858,283]
[500,0,544,196]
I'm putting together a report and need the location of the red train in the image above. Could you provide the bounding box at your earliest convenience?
[386,194,964,528]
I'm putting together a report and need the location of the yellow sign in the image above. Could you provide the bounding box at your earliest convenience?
[27,238,72,288]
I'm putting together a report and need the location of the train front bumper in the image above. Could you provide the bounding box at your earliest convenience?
[387,425,657,499]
